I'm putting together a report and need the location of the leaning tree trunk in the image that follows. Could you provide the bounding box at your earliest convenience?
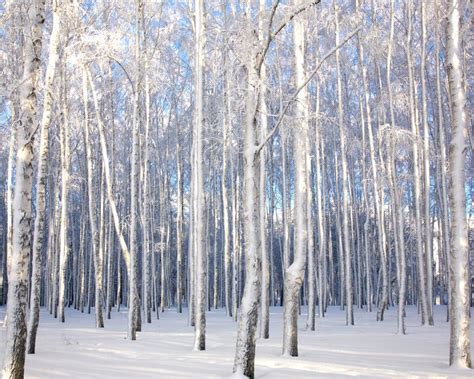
[83,70,104,328]
[446,0,471,368]
[1,0,44,376]
[85,67,131,303]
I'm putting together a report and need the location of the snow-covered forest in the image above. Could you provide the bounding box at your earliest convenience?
[0,0,473,378]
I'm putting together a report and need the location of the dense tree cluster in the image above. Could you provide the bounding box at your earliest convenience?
[0,0,472,378]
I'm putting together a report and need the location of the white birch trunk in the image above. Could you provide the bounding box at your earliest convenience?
[221,2,232,318]
[193,0,206,350]
[222,94,231,317]
[1,0,44,375]
[446,0,471,368]
[281,134,290,272]
[386,0,406,335]
[420,1,434,325]
[85,68,131,294]
[233,6,261,374]
[435,0,451,320]
[305,146,315,330]
[356,6,387,321]
[282,1,310,356]
[4,122,16,325]
[142,31,152,324]
[406,0,429,325]
[128,0,143,340]
[231,166,240,322]
[315,91,326,319]
[57,71,71,324]
[258,0,270,340]
[106,211,114,319]
[283,0,312,357]
[334,2,353,325]
[176,124,184,314]
[82,69,104,328]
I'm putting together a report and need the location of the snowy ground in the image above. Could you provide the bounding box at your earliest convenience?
[0,305,473,378]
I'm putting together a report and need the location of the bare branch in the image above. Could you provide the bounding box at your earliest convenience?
[255,25,362,157]
[272,0,321,39]
[257,0,321,73]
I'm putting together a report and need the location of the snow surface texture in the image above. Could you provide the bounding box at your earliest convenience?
[1,306,472,378]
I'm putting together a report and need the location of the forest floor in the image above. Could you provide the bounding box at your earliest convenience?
[1,305,473,378]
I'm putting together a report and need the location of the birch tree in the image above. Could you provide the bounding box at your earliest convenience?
[192,0,206,351]
[258,0,270,340]
[233,2,263,375]
[406,0,429,325]
[446,0,471,368]
[83,68,104,328]
[27,0,63,352]
[0,1,470,376]
[420,1,434,325]
[57,69,71,324]
[1,0,44,376]
[334,1,354,326]
[282,0,309,356]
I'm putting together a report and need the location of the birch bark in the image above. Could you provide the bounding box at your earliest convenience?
[446,0,471,368]
[83,69,104,328]
[193,0,206,351]
[27,0,61,345]
[1,0,44,374]
[334,2,354,325]
[57,70,71,324]
[283,0,309,355]
[420,1,434,325]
